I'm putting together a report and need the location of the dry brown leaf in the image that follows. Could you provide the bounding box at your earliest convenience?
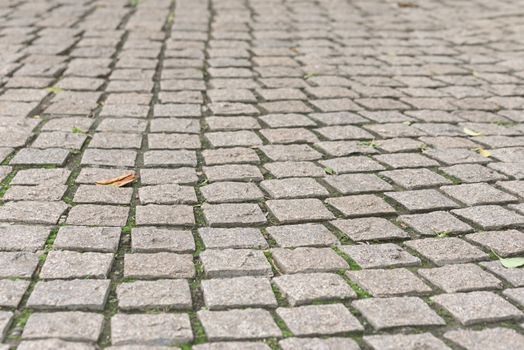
[96,173,135,187]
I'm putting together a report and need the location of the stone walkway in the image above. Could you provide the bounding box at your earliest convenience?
[1,0,524,349]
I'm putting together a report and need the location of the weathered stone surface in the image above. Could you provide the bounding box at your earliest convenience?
[53,226,120,253]
[197,309,281,341]
[465,229,524,256]
[267,199,334,223]
[17,339,96,350]
[111,314,193,346]
[131,227,194,253]
[0,279,30,307]
[364,333,451,350]
[340,243,420,269]
[199,227,268,249]
[0,201,68,225]
[135,205,194,226]
[200,249,272,278]
[202,203,266,226]
[0,252,39,278]
[0,224,51,252]
[40,251,113,279]
[266,223,338,248]
[117,280,192,310]
[404,237,489,266]
[418,263,502,293]
[279,337,360,350]
[124,253,195,279]
[66,205,129,226]
[347,268,432,296]
[444,327,524,350]
[271,247,348,274]
[202,276,277,309]
[22,312,104,342]
[332,218,409,241]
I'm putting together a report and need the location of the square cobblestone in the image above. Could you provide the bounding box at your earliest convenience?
[480,261,524,287]
[201,182,264,203]
[325,174,393,195]
[465,229,524,257]
[200,249,272,278]
[398,211,473,236]
[332,217,409,241]
[53,226,120,253]
[347,268,432,297]
[441,183,517,206]
[380,169,451,189]
[0,280,30,308]
[452,205,524,229]
[404,237,488,266]
[131,228,194,253]
[418,263,502,293]
[0,224,51,252]
[431,291,523,325]
[0,252,39,278]
[340,243,421,268]
[271,247,348,274]
[279,337,360,350]
[385,189,460,212]
[444,327,524,350]
[40,251,113,279]
[266,199,334,223]
[202,203,266,226]
[116,280,192,311]
[22,312,104,342]
[67,205,129,227]
[74,185,133,205]
[198,228,268,249]
[124,253,194,279]
[135,205,194,226]
[266,223,338,247]
[364,333,451,350]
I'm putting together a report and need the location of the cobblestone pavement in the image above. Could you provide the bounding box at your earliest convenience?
[1,0,524,349]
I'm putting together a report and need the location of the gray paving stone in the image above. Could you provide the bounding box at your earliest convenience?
[480,261,524,287]
[197,309,281,341]
[452,205,524,229]
[53,226,120,253]
[271,247,348,274]
[203,165,263,182]
[116,280,192,310]
[279,337,360,350]
[202,276,277,309]
[202,203,266,226]
[124,253,194,279]
[111,313,193,346]
[325,173,393,195]
[273,273,356,305]
[0,224,51,252]
[441,183,517,206]
[144,150,197,167]
[200,249,272,278]
[405,237,488,266]
[0,201,68,225]
[380,169,451,189]
[385,189,460,212]
[441,164,507,183]
[67,205,129,227]
[352,297,445,330]
[266,223,338,248]
[259,144,322,162]
[40,251,113,279]
[327,195,396,217]
[431,291,523,325]
[261,178,329,199]
[17,339,96,350]
[193,342,271,350]
[131,228,194,253]
[398,211,473,236]
[199,227,268,249]
[418,263,502,293]
[444,327,524,350]
[373,153,439,169]
[0,279,29,308]
[465,229,524,257]
[2,184,67,202]
[0,252,39,278]
[135,205,194,226]
[10,148,69,165]
[201,182,264,203]
[320,156,385,174]
[203,147,259,165]
[347,268,432,297]
[140,168,198,185]
[81,149,137,167]
[364,333,451,350]
[267,199,335,223]
[503,288,524,307]
[332,217,409,241]
[22,312,104,342]
[0,311,12,340]
[74,185,133,204]
[277,304,363,336]
[340,243,420,268]
[138,184,197,205]
[27,279,110,311]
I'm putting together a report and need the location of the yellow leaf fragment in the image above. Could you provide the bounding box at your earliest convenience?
[463,127,482,137]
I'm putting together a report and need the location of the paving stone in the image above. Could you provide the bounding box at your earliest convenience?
[385,189,460,212]
[364,333,451,350]
[441,164,507,183]
[140,168,198,185]
[201,182,264,203]
[111,314,193,346]
[138,184,197,205]
[352,296,445,330]
[0,311,11,340]
[418,263,502,293]
[74,185,133,204]
[144,150,197,167]
[325,173,393,195]
[398,211,473,236]
[199,227,268,249]
[441,183,517,206]
[202,203,266,226]
[259,144,322,161]
[374,153,439,169]
[380,169,451,189]
[206,131,262,147]
[332,217,409,241]
[347,268,432,296]
[135,205,194,226]
[22,312,104,342]
[261,178,328,199]
[340,243,420,268]
[405,237,489,266]
[116,280,192,310]
[431,291,523,325]
[272,273,356,305]
[271,247,348,274]
[200,249,272,278]
[452,205,524,229]
[326,195,396,217]
[53,226,120,253]
[503,288,524,307]
[0,201,68,225]
[203,165,263,182]
[27,279,110,311]
[264,161,325,178]
[124,253,194,279]
[320,156,385,174]
[480,261,524,287]
[2,184,67,202]
[67,205,129,227]
[10,148,69,165]
[0,252,39,278]
[266,223,338,247]
[279,337,360,350]
[40,251,113,279]
[81,149,137,167]
[465,229,524,257]
[202,276,277,309]
[0,279,30,308]
[0,224,51,252]
[259,114,315,128]
[193,342,271,350]
[444,327,524,350]
[198,309,281,341]
[203,147,259,165]
[32,132,87,149]
[17,339,96,350]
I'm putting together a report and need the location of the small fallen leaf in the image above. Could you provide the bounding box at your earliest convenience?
[499,257,524,269]
[359,139,378,148]
[435,231,450,238]
[476,148,491,157]
[303,72,317,80]
[72,127,86,134]
[324,167,335,175]
[96,173,135,187]
[463,127,482,137]
[47,86,63,94]
[402,120,414,126]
